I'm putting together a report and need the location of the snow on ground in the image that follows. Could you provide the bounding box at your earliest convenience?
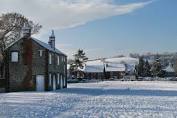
[1,81,177,118]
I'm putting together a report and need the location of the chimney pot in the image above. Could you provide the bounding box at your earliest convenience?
[48,30,55,49]
[21,23,31,38]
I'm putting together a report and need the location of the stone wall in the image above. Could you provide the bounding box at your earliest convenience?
[8,38,29,91]
[32,41,46,75]
[32,41,46,90]
[48,52,67,89]
[6,37,67,92]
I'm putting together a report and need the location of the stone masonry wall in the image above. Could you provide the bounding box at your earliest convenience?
[8,39,28,91]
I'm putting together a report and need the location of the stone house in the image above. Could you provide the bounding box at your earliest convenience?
[1,25,67,92]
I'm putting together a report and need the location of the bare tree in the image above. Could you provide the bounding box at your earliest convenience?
[0,12,42,52]
[0,13,42,78]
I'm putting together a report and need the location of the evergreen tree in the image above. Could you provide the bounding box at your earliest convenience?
[144,60,151,77]
[70,49,88,79]
[137,56,145,77]
[151,58,164,77]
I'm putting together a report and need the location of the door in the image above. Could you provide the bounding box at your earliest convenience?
[63,77,65,88]
[53,75,56,91]
[36,75,45,91]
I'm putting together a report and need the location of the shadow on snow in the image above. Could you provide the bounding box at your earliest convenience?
[58,88,177,97]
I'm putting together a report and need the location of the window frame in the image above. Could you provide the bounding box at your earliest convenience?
[63,56,65,62]
[49,73,52,87]
[49,53,52,64]
[57,73,60,85]
[64,65,65,73]
[57,55,60,65]
[11,51,19,63]
[39,50,43,57]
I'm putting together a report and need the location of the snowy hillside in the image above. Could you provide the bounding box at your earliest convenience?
[1,81,177,118]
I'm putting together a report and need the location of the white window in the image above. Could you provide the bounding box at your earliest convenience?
[49,53,52,64]
[57,73,60,85]
[57,56,60,65]
[11,52,19,62]
[49,74,52,86]
[39,50,43,57]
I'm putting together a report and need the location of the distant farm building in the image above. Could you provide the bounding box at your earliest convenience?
[80,57,138,79]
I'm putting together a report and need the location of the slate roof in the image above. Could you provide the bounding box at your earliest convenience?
[5,37,66,56]
[32,38,66,56]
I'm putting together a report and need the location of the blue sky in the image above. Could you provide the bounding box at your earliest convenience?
[53,0,177,59]
[0,0,177,59]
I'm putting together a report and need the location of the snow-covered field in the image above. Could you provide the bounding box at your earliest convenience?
[1,81,177,118]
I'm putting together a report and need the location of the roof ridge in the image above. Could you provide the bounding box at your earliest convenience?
[5,37,66,56]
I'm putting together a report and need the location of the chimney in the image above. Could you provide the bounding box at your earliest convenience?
[21,23,31,38]
[48,30,55,49]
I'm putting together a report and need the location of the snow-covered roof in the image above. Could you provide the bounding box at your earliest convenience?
[82,65,104,73]
[79,57,138,73]
[163,63,175,73]
[86,60,104,66]
[81,60,104,73]
[105,57,139,65]
[106,63,125,72]
[5,37,66,56]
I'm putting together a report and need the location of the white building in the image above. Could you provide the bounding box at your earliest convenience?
[80,57,139,79]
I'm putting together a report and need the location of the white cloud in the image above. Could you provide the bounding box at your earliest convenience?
[0,0,153,58]
[0,0,152,30]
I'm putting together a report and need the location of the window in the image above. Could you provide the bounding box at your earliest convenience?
[63,57,65,62]
[60,74,63,88]
[57,56,60,65]
[63,76,66,87]
[49,74,52,86]
[49,53,52,64]
[57,73,60,85]
[61,56,63,62]
[11,51,19,62]
[64,65,65,73]
[39,50,43,57]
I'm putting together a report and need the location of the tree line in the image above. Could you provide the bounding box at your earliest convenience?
[136,56,165,78]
